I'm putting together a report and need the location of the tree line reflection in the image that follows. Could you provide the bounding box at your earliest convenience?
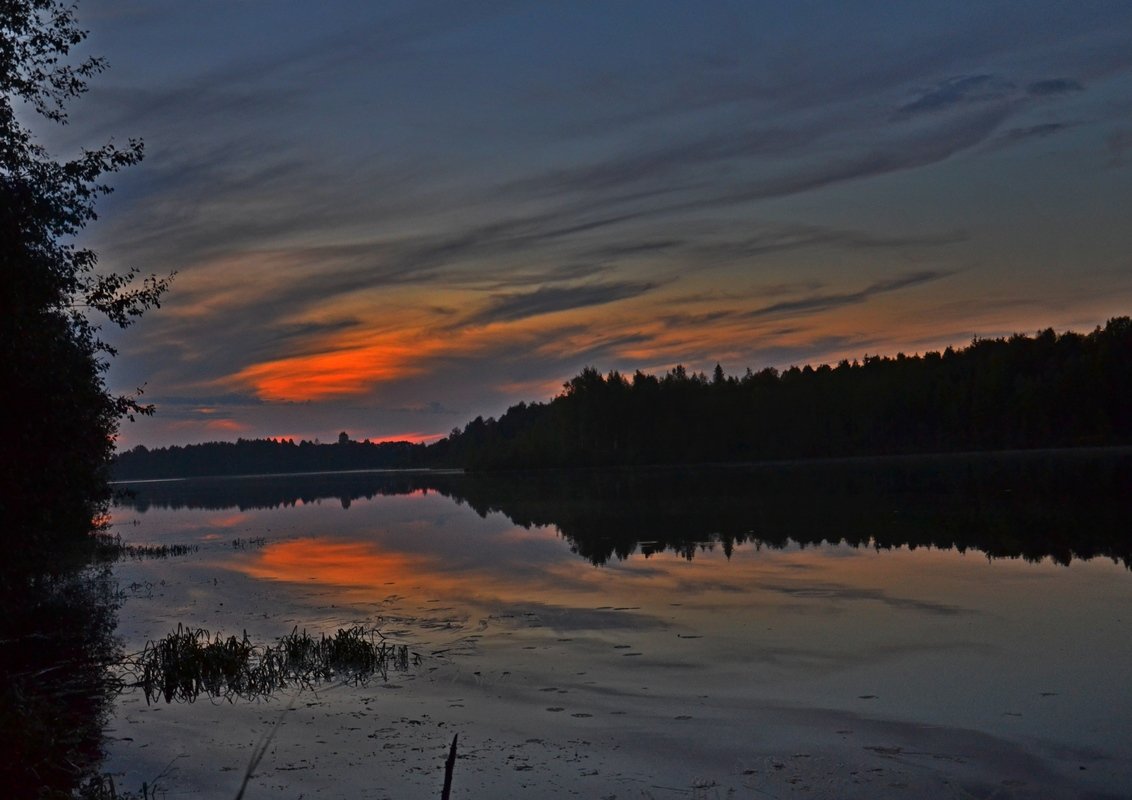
[116,450,1132,569]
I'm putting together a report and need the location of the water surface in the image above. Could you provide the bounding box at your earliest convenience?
[106,453,1132,798]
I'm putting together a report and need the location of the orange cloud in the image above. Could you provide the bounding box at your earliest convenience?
[495,376,566,400]
[223,308,569,402]
[222,274,968,406]
[170,418,248,433]
[228,330,452,401]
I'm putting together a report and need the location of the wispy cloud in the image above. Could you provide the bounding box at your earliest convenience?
[999,122,1074,143]
[463,281,658,326]
[894,74,1014,119]
[1026,78,1085,96]
[691,224,964,262]
[744,271,955,319]
[79,1,1132,449]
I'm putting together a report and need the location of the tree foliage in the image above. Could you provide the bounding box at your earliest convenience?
[432,320,1132,469]
[1,1,171,556]
[114,437,428,481]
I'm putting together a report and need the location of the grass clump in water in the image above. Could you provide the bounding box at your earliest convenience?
[119,543,198,559]
[93,533,199,561]
[125,624,413,703]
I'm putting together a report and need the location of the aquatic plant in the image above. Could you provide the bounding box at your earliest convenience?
[92,533,199,561]
[122,624,414,703]
[118,543,198,560]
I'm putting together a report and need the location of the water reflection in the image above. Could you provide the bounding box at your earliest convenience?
[104,451,1132,797]
[0,557,121,796]
[116,450,1132,568]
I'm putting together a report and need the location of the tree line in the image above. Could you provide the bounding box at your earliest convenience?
[432,318,1132,469]
[114,318,1132,478]
[113,435,429,480]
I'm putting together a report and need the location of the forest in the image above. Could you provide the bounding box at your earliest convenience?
[113,434,428,480]
[114,318,1132,478]
[433,317,1132,468]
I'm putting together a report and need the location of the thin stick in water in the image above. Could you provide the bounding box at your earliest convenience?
[441,733,458,800]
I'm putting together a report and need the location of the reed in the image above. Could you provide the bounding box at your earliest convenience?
[122,624,414,703]
[93,533,199,561]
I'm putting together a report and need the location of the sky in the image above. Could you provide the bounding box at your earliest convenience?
[37,1,1132,448]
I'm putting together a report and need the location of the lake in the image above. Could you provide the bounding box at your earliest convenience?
[104,451,1132,799]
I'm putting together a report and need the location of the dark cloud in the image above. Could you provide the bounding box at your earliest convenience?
[1000,122,1073,142]
[463,281,658,326]
[571,333,657,362]
[894,74,1014,119]
[1108,128,1132,166]
[1027,78,1085,96]
[552,14,1035,141]
[714,106,1013,207]
[387,401,457,415]
[488,106,1008,260]
[146,393,263,407]
[109,310,365,393]
[744,271,953,319]
[655,309,740,328]
[693,224,964,261]
[508,126,811,198]
[581,240,684,260]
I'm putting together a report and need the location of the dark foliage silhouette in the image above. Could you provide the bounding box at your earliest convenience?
[433,320,1132,469]
[113,436,428,480]
[2,4,169,794]
[1,0,171,564]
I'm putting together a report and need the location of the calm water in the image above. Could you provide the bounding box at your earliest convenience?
[105,453,1132,799]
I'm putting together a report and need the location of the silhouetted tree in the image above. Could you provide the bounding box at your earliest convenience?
[112,437,428,479]
[1,1,171,559]
[431,320,1132,470]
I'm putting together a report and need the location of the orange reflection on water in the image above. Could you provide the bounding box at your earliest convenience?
[207,513,249,529]
[224,530,842,614]
[236,538,449,598]
[229,533,621,609]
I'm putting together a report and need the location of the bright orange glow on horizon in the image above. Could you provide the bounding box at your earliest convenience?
[370,431,446,444]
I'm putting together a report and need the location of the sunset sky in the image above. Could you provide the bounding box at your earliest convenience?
[41,1,1132,448]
